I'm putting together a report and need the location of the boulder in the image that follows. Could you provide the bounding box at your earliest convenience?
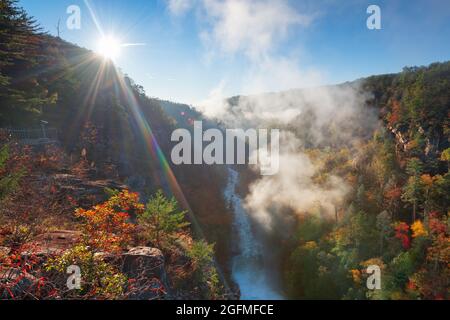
[28,230,81,257]
[122,247,169,300]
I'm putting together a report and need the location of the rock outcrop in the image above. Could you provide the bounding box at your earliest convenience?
[122,247,169,300]
[50,173,128,208]
[28,230,81,256]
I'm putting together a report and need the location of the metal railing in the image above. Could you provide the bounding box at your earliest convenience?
[1,128,59,145]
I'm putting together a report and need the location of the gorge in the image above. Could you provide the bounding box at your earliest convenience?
[224,167,283,300]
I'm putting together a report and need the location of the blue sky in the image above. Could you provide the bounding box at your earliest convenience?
[19,0,450,105]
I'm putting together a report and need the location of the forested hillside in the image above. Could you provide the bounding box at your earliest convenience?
[281,63,449,299]
[212,61,448,300]
[0,0,231,299]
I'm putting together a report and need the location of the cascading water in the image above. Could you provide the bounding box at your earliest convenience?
[224,167,283,300]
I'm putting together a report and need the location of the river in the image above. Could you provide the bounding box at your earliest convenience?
[224,167,283,300]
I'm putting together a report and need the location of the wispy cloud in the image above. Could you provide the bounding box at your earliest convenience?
[200,0,313,59]
[167,0,314,59]
[166,0,196,16]
[166,0,320,105]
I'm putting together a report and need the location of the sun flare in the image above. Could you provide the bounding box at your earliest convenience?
[97,36,121,60]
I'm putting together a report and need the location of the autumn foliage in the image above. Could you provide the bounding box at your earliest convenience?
[75,190,144,253]
[395,222,411,249]
[388,100,402,127]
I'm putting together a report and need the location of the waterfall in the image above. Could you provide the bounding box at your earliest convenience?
[224,167,283,300]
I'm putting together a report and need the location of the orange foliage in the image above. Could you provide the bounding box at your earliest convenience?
[428,212,447,235]
[350,269,361,284]
[420,174,434,187]
[410,213,449,299]
[366,191,375,202]
[388,100,401,126]
[411,220,427,238]
[75,190,144,253]
[385,186,402,201]
[426,213,449,265]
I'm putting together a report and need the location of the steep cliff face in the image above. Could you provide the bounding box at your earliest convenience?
[368,63,449,176]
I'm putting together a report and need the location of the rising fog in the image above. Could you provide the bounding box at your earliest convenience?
[168,0,380,229]
[200,85,379,228]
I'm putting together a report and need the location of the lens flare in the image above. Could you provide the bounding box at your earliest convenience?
[97,36,121,60]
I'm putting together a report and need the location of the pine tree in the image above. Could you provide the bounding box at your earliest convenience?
[138,190,189,246]
[401,158,424,222]
[0,0,50,125]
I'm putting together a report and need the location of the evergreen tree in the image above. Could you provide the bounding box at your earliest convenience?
[138,190,189,246]
[402,158,424,221]
[0,0,50,125]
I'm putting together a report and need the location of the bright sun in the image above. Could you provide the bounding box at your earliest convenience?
[97,36,121,60]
